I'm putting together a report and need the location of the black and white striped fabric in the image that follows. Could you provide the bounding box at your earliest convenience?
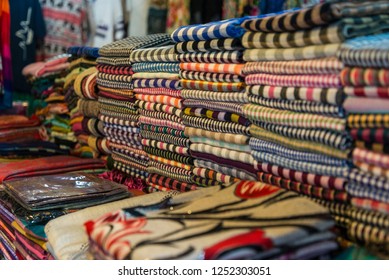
[180,71,243,83]
[140,130,190,147]
[181,89,248,103]
[248,95,344,117]
[183,99,244,115]
[174,38,243,54]
[129,46,178,63]
[177,51,243,64]
[132,79,182,90]
[99,34,174,57]
[138,109,182,124]
[136,100,182,118]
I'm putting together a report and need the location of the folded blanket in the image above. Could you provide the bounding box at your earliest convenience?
[129,46,177,63]
[190,137,251,153]
[133,78,181,90]
[135,94,182,108]
[180,71,243,83]
[344,97,389,113]
[183,107,250,126]
[132,62,180,73]
[181,89,248,103]
[194,159,256,181]
[147,174,198,192]
[178,51,243,64]
[347,114,389,129]
[141,131,189,147]
[185,127,249,145]
[96,64,132,75]
[350,128,389,144]
[344,86,389,98]
[134,88,181,98]
[180,62,244,75]
[175,38,243,53]
[181,79,245,92]
[136,101,182,118]
[183,99,244,115]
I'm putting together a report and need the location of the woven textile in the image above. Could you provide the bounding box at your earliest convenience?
[242,15,389,49]
[257,162,346,190]
[191,143,254,165]
[179,63,244,75]
[100,108,138,121]
[257,122,351,150]
[192,167,239,184]
[252,151,349,177]
[135,94,182,108]
[344,97,389,113]
[181,79,245,92]
[132,72,179,80]
[171,17,247,42]
[74,67,98,100]
[344,87,389,99]
[99,34,173,57]
[242,1,389,33]
[98,97,138,111]
[132,63,180,73]
[77,100,100,118]
[355,141,389,155]
[347,114,389,129]
[185,127,249,145]
[134,88,181,98]
[133,79,181,90]
[349,168,389,191]
[244,104,346,132]
[96,57,132,66]
[250,138,347,167]
[247,85,343,106]
[147,163,193,184]
[99,115,138,127]
[107,138,142,150]
[139,116,185,131]
[97,73,133,83]
[140,124,185,137]
[190,136,251,153]
[351,197,389,216]
[194,159,256,181]
[191,175,220,187]
[183,99,244,115]
[347,222,389,251]
[346,184,389,204]
[182,115,250,135]
[178,51,243,64]
[143,146,193,165]
[244,44,340,62]
[96,79,133,90]
[354,161,389,179]
[142,139,189,156]
[111,153,148,171]
[109,142,148,160]
[96,65,132,75]
[248,95,343,117]
[147,174,198,192]
[250,125,349,159]
[242,58,343,75]
[338,33,389,68]
[112,161,148,180]
[257,172,349,203]
[104,123,139,133]
[136,101,182,118]
[68,46,100,58]
[104,126,141,141]
[181,89,248,103]
[180,71,243,83]
[350,128,389,144]
[174,38,243,53]
[191,151,257,174]
[97,86,134,99]
[139,109,182,124]
[129,46,177,63]
[341,67,389,87]
[246,73,341,88]
[183,107,250,126]
[148,155,192,170]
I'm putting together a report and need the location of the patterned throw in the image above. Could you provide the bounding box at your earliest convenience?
[84,180,335,260]
[178,51,243,64]
[129,46,178,63]
[175,38,243,53]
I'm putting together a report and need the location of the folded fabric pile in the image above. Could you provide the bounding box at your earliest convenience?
[83,180,337,260]
[131,45,198,193]
[337,33,389,255]
[0,156,107,260]
[172,18,258,187]
[96,34,174,190]
[23,54,77,152]
[66,46,109,158]
[0,115,67,161]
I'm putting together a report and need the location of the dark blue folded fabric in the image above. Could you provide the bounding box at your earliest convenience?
[67,46,100,58]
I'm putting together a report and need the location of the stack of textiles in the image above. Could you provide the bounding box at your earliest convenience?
[131,45,197,193]
[0,156,108,260]
[96,34,174,190]
[0,115,67,161]
[66,46,110,158]
[172,18,257,187]
[338,33,389,256]
[81,180,338,260]
[23,54,77,152]
[241,1,389,204]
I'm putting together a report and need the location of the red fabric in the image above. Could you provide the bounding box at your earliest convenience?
[0,115,40,130]
[0,155,105,183]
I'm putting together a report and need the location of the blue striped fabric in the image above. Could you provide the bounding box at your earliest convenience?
[252,151,349,177]
[132,63,180,73]
[132,79,182,90]
[249,138,349,166]
[349,169,389,191]
[346,184,389,203]
[171,18,249,42]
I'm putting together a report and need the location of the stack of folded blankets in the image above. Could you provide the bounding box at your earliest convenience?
[0,115,67,160]
[172,18,257,187]
[23,54,77,151]
[241,1,389,204]
[131,45,198,193]
[0,156,109,260]
[83,180,338,260]
[338,33,389,255]
[65,46,109,158]
[96,35,174,189]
